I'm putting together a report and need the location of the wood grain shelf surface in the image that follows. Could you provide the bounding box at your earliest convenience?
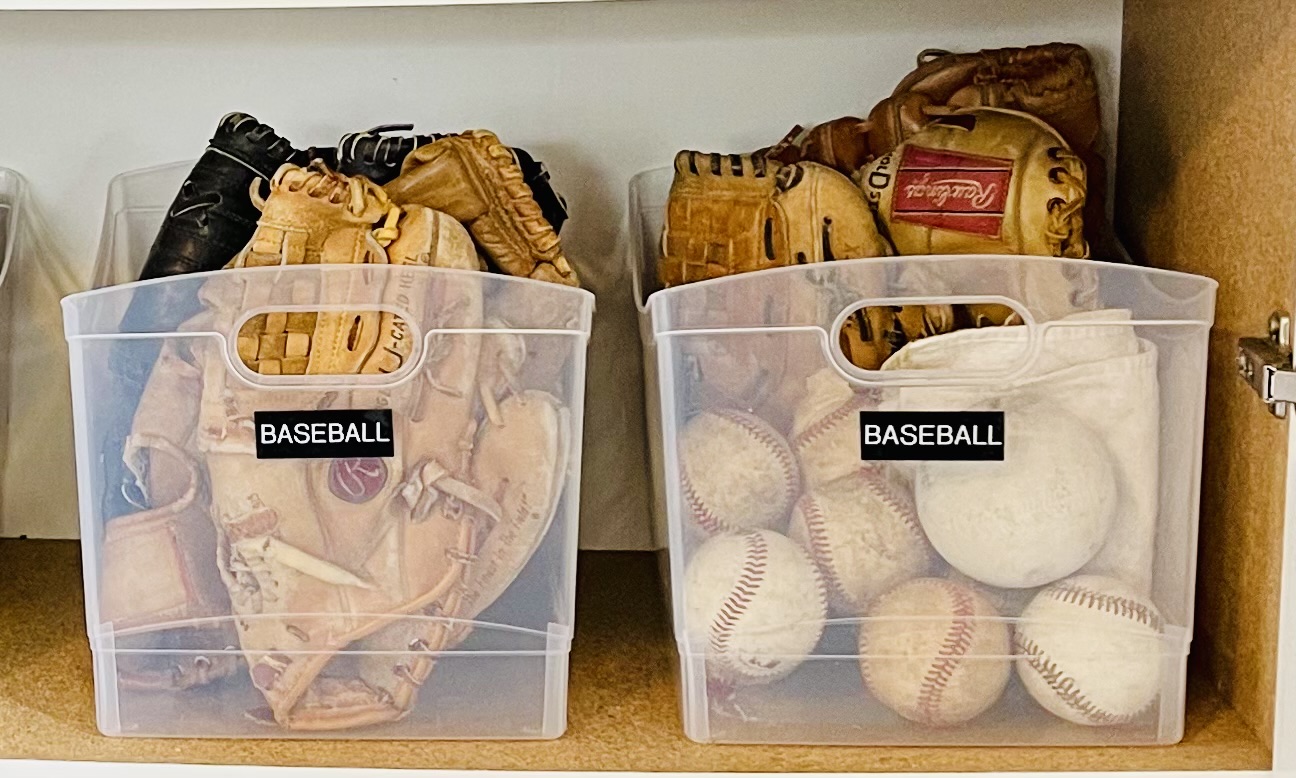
[0,539,1273,772]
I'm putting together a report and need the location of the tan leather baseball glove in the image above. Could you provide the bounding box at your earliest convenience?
[837,304,960,371]
[105,161,573,731]
[457,389,570,627]
[659,151,891,288]
[385,130,579,287]
[861,108,1088,258]
[196,162,498,730]
[100,340,239,692]
[837,300,1024,370]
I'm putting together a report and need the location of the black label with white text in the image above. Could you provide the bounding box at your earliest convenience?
[859,411,1004,461]
[255,409,395,460]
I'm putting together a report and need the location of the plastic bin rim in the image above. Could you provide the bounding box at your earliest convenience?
[674,619,1193,659]
[0,168,28,295]
[642,255,1219,310]
[65,264,595,306]
[107,158,197,186]
[91,614,573,647]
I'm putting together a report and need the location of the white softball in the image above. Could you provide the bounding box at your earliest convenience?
[860,578,1011,726]
[790,368,879,488]
[788,469,935,615]
[1015,575,1165,726]
[684,530,827,686]
[915,405,1117,588]
[679,409,800,535]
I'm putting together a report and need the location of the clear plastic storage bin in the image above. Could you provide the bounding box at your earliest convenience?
[62,167,593,738]
[631,168,1215,746]
[0,169,25,512]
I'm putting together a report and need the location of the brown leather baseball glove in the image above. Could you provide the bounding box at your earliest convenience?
[767,43,1107,247]
[385,130,579,287]
[869,44,1101,167]
[769,44,1100,173]
[658,151,891,288]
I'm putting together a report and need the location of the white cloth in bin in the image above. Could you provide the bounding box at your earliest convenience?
[881,309,1160,595]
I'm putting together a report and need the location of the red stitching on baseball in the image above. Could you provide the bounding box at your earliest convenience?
[792,389,879,454]
[808,545,828,614]
[715,410,799,506]
[685,411,798,536]
[709,533,769,661]
[859,469,925,545]
[914,581,978,725]
[682,467,731,535]
[1045,583,1165,633]
[797,493,851,608]
[1014,635,1144,725]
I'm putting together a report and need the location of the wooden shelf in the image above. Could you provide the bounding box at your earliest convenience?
[0,539,1272,771]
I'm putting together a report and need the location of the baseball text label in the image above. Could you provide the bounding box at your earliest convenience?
[860,411,1004,461]
[255,409,395,460]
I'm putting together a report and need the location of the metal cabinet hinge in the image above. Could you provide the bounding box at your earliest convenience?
[1238,311,1295,418]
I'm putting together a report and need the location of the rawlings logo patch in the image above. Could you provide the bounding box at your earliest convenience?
[890,146,1013,238]
[328,458,389,504]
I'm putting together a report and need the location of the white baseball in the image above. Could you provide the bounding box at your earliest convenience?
[790,368,879,488]
[788,469,935,615]
[1015,575,1165,726]
[860,578,1011,726]
[679,409,800,535]
[915,405,1117,588]
[684,530,827,686]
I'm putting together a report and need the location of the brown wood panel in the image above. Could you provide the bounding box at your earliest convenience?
[1118,0,1296,750]
[0,540,1270,771]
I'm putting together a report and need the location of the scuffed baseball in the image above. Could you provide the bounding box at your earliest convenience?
[788,470,935,615]
[790,367,879,488]
[915,405,1116,588]
[679,409,800,535]
[684,530,827,686]
[1015,575,1165,726]
[860,578,1011,726]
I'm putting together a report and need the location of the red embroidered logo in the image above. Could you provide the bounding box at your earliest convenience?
[328,458,388,504]
[891,146,1013,238]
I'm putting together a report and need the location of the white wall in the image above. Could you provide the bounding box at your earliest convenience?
[0,0,1124,545]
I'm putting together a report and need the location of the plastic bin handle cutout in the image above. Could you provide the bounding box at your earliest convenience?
[228,305,425,388]
[830,295,1042,387]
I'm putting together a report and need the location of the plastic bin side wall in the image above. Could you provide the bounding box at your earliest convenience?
[631,170,1215,747]
[65,168,595,738]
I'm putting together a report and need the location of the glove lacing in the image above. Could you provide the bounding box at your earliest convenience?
[249,160,405,262]
[1045,147,1088,258]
